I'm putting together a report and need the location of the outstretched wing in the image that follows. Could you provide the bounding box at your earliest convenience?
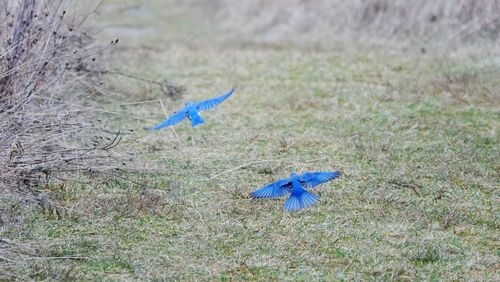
[196,88,235,111]
[299,171,340,189]
[146,110,187,130]
[250,178,291,199]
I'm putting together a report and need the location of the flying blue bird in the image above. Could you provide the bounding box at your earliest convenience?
[146,88,235,130]
[250,171,340,211]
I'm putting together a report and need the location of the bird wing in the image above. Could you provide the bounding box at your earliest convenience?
[299,171,340,189]
[195,88,235,111]
[146,110,187,130]
[250,178,291,198]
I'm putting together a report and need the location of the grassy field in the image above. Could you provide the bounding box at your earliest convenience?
[2,1,499,280]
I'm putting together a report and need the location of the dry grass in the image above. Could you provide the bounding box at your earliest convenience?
[0,1,124,278]
[204,0,500,52]
[1,0,499,280]
[0,1,121,192]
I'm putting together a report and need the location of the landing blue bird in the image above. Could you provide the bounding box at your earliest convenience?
[146,88,235,130]
[250,171,340,211]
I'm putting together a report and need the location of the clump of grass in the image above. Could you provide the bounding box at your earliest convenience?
[431,67,499,105]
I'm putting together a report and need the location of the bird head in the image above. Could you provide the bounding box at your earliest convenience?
[290,172,299,179]
[185,102,195,107]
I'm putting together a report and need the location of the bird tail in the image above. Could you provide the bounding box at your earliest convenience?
[190,113,204,127]
[284,187,320,212]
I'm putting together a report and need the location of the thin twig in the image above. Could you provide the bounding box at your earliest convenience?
[207,157,331,180]
[160,99,180,142]
[208,160,279,180]
[25,256,98,261]
[388,180,422,198]
[0,256,16,263]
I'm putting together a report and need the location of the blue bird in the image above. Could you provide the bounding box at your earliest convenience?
[250,171,340,211]
[146,88,235,130]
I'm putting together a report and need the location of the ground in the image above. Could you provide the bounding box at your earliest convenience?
[1,1,499,280]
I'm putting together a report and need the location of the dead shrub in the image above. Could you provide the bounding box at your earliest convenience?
[0,0,120,195]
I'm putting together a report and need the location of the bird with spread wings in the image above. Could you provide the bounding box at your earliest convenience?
[146,88,235,130]
[250,171,341,211]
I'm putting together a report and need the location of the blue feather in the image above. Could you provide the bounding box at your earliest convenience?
[188,108,204,127]
[146,110,187,130]
[251,171,340,212]
[196,88,234,111]
[284,181,320,212]
[146,88,234,130]
[250,178,291,198]
[299,171,340,189]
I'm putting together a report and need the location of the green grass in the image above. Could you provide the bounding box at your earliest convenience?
[1,1,499,280]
